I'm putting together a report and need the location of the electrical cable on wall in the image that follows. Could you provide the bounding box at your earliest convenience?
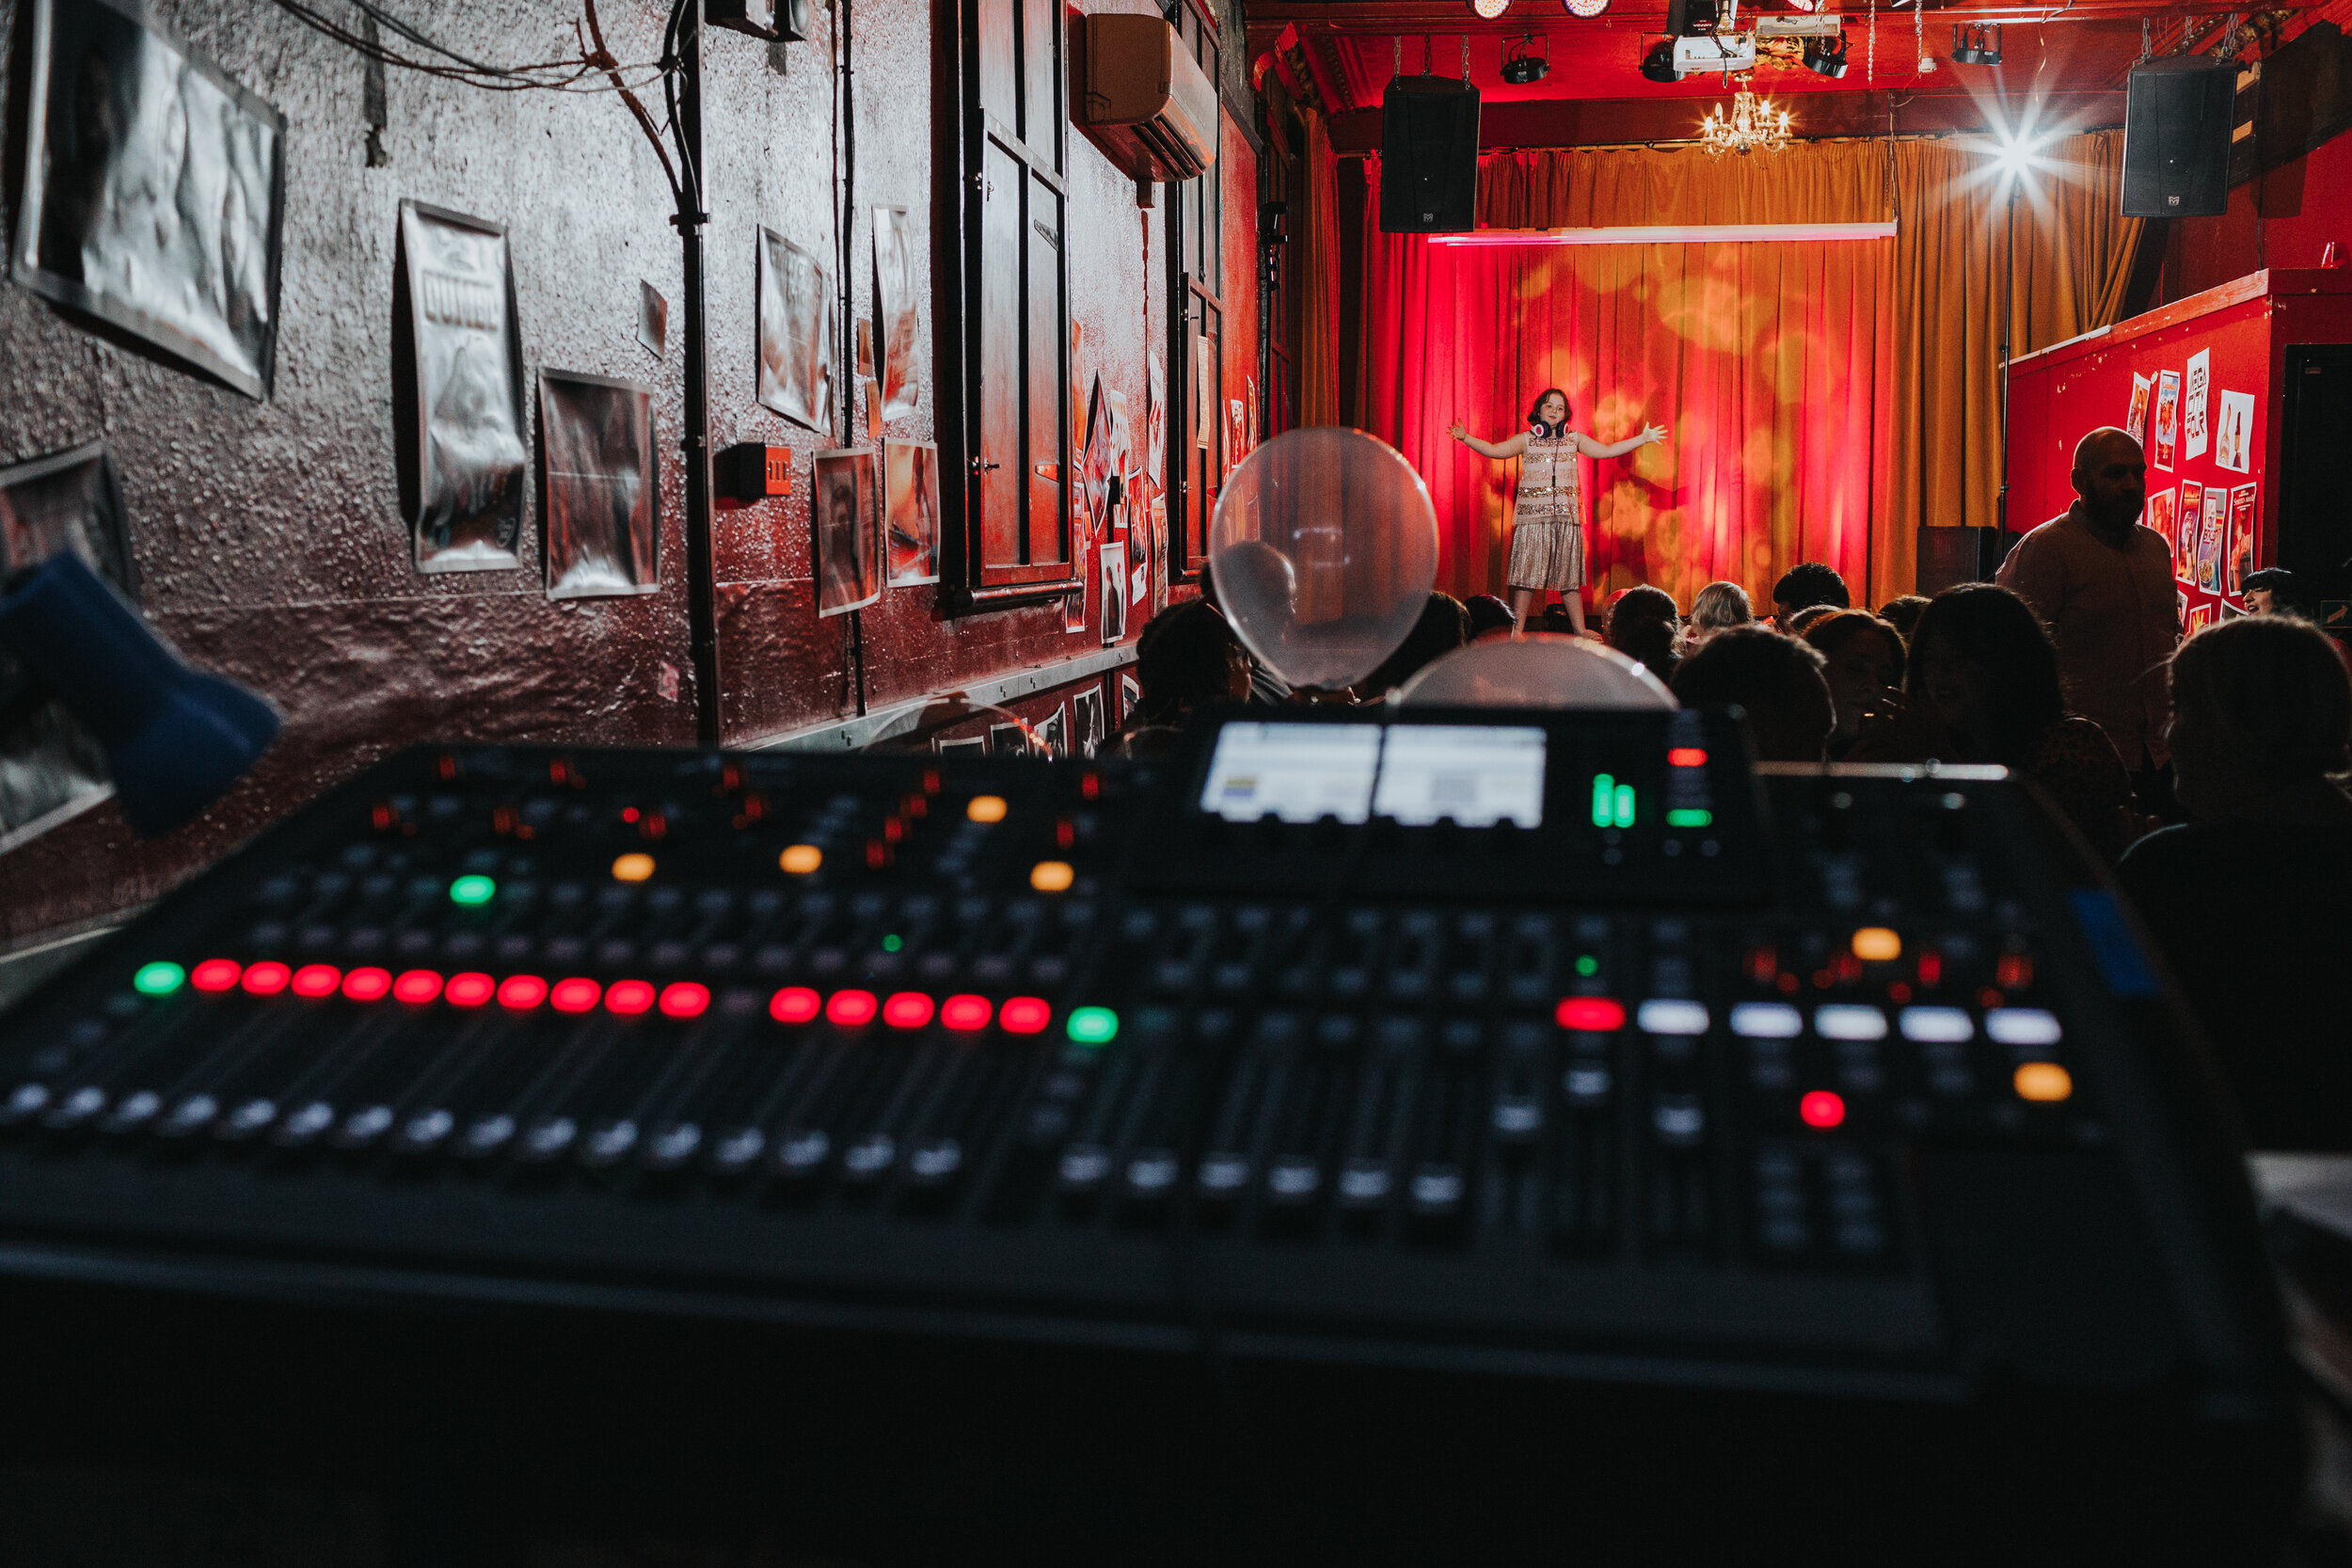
[264,0,665,92]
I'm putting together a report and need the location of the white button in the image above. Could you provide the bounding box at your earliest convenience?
[1637,999,1710,1036]
[1814,1005,1888,1041]
[1730,1002,1804,1038]
[1986,1007,2063,1047]
[1899,1006,1976,1043]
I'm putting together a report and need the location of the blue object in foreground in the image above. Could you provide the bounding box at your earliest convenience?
[0,554,279,837]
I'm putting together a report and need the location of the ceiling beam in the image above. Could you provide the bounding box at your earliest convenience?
[1248,0,2315,42]
[1322,87,2125,150]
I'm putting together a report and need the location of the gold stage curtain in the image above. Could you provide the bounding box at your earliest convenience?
[1297,105,1347,430]
[1347,134,2141,608]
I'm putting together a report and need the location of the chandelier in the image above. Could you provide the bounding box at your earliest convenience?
[1698,90,1791,155]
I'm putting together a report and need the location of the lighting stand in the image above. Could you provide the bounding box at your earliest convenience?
[674,4,724,749]
[1994,177,2016,540]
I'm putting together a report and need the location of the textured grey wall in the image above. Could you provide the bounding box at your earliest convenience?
[0,0,1228,942]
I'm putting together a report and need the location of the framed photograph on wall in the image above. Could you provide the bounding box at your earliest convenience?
[10,0,286,400]
[539,370,659,600]
[758,228,834,434]
[398,200,528,573]
[0,441,135,850]
[883,440,941,588]
[812,449,879,617]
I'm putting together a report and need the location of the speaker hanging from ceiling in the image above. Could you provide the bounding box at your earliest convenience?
[2122,55,2238,216]
[1379,75,1482,233]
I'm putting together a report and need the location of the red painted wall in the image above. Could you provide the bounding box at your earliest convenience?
[0,0,1256,942]
[2156,117,2352,301]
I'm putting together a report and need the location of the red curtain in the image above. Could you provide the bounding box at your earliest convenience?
[1359,144,1897,610]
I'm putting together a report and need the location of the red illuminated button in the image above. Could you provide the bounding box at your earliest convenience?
[660,982,711,1020]
[446,972,495,1007]
[999,996,1051,1035]
[1800,1090,1847,1129]
[940,994,993,1032]
[342,967,393,1002]
[605,979,656,1015]
[191,958,244,993]
[242,961,292,996]
[498,974,548,1011]
[291,964,342,998]
[391,969,443,1005]
[550,977,603,1014]
[770,987,821,1024]
[826,990,879,1027]
[1667,747,1708,768]
[882,991,935,1029]
[1555,997,1627,1033]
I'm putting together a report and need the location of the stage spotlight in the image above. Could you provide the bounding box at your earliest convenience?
[1502,32,1550,81]
[1951,23,2001,64]
[1564,0,1611,16]
[1803,33,1849,76]
[1641,39,1683,81]
[1469,0,1512,19]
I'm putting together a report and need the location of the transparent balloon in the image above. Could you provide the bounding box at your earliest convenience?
[1397,634,1677,710]
[1208,428,1438,692]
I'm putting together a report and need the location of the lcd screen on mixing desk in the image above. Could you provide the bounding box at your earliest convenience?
[1199,722,1547,828]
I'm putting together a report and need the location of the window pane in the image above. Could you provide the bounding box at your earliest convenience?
[978,0,1014,128]
[978,145,1022,566]
[1020,0,1058,164]
[1025,179,1066,565]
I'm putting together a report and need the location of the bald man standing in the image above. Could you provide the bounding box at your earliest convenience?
[1995,427,2179,800]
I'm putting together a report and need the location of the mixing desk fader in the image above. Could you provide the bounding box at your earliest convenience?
[0,709,2300,1563]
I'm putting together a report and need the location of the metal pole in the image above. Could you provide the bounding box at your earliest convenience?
[675,2,725,749]
[1994,181,2016,543]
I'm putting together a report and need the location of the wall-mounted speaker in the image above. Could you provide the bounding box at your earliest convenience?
[2122,56,2237,217]
[1378,78,1480,234]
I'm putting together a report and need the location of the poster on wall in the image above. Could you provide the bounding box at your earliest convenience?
[1149,496,1168,616]
[988,721,1031,756]
[400,201,528,574]
[539,370,659,600]
[2125,374,2152,447]
[812,449,879,617]
[2216,390,2255,474]
[1146,351,1167,483]
[2153,371,2181,470]
[2183,349,2211,462]
[2177,482,2204,584]
[1034,705,1069,758]
[1101,535,1128,646]
[1081,377,1117,534]
[1194,334,1216,451]
[2146,487,2179,581]
[2227,483,2258,596]
[1120,673,1141,726]
[933,734,986,757]
[1072,688,1105,758]
[872,205,921,420]
[11,0,286,401]
[2187,602,2216,638]
[883,441,941,587]
[0,441,135,851]
[2195,483,2228,594]
[757,227,834,434]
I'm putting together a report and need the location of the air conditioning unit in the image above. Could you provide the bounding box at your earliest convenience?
[1073,12,1219,198]
[1673,32,1756,72]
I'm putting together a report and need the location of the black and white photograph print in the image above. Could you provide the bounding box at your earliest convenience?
[872,205,922,421]
[1100,535,1127,646]
[813,449,880,618]
[539,370,659,600]
[759,227,835,434]
[400,201,528,573]
[11,0,286,400]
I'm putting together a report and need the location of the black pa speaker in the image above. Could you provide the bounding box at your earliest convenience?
[2122,56,2237,217]
[1379,77,1480,234]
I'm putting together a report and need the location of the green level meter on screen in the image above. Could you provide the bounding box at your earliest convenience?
[1590,775,1637,830]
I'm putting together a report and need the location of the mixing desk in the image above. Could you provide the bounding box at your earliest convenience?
[0,709,2301,1562]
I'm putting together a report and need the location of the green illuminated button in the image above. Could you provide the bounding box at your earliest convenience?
[1666,808,1713,829]
[449,875,497,907]
[882,934,903,953]
[133,961,185,997]
[1613,784,1636,829]
[1066,1006,1119,1046]
[1575,954,1599,978]
[1591,774,1615,829]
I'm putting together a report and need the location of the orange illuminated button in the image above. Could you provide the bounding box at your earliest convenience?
[2013,1062,2073,1102]
[770,987,821,1023]
[882,992,935,1029]
[940,994,993,1032]
[999,996,1052,1034]
[550,977,603,1014]
[1666,747,1708,768]
[1851,927,1902,962]
[966,795,1009,824]
[612,852,656,883]
[827,990,880,1027]
[242,961,293,996]
[1030,861,1075,893]
[779,844,822,875]
[291,964,342,998]
[606,979,657,1016]
[445,972,495,1007]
